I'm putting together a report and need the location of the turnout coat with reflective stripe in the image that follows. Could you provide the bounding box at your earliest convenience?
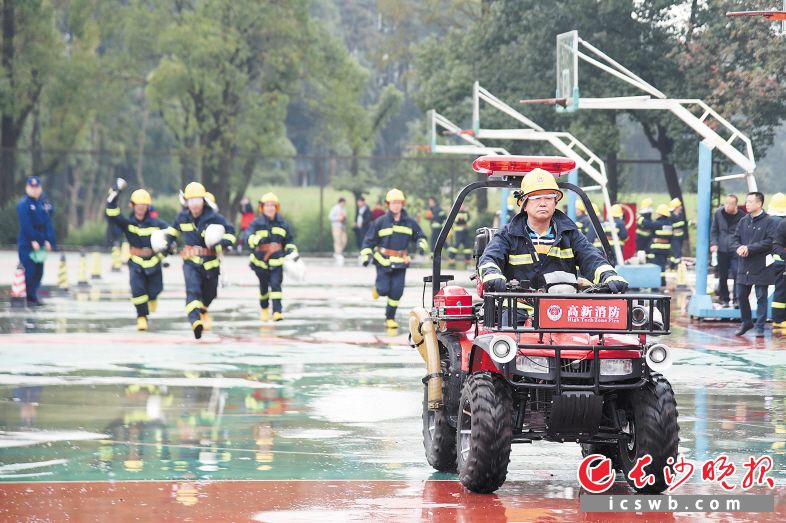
[246,213,297,270]
[478,210,622,289]
[166,207,236,270]
[361,210,428,269]
[106,200,169,269]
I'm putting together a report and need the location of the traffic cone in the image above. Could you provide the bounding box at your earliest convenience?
[58,253,69,293]
[121,241,130,263]
[111,243,122,272]
[77,251,90,287]
[91,252,102,280]
[10,264,27,308]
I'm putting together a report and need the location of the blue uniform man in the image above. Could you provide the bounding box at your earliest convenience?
[669,197,686,268]
[479,169,628,306]
[426,196,446,250]
[247,192,298,322]
[106,182,169,331]
[165,182,236,339]
[360,188,429,330]
[17,176,57,306]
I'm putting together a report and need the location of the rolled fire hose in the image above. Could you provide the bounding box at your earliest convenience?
[409,307,443,410]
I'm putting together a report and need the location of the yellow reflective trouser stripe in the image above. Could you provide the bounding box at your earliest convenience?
[360,248,373,256]
[131,255,161,269]
[374,252,391,266]
[222,233,236,244]
[387,298,399,306]
[447,246,458,253]
[431,223,442,228]
[655,230,672,236]
[186,300,204,313]
[166,226,179,237]
[179,223,196,232]
[638,231,651,237]
[270,292,283,300]
[482,273,506,283]
[392,225,412,235]
[672,221,685,227]
[249,255,268,269]
[106,207,120,217]
[128,225,158,236]
[772,302,786,309]
[651,244,671,250]
[259,292,269,300]
[271,227,287,237]
[131,294,149,305]
[204,258,220,270]
[378,228,393,237]
[269,258,284,266]
[508,253,534,265]
[593,264,615,284]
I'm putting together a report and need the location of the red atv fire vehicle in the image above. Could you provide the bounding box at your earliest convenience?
[409,155,679,494]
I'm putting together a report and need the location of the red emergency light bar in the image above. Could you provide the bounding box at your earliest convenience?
[472,155,577,176]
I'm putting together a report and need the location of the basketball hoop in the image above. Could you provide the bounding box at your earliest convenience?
[441,129,476,136]
[726,10,786,21]
[520,97,568,108]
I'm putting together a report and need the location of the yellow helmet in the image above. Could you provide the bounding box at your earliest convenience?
[576,200,586,213]
[183,182,207,199]
[519,168,563,202]
[130,189,152,206]
[611,204,624,219]
[656,204,670,217]
[639,197,653,210]
[205,192,216,203]
[669,197,682,211]
[259,192,281,211]
[768,192,786,217]
[592,203,600,215]
[385,188,406,203]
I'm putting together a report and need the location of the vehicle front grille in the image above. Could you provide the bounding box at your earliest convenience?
[560,358,591,374]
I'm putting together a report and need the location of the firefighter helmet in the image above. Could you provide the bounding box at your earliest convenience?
[576,200,586,213]
[767,192,786,217]
[259,192,281,211]
[519,168,563,202]
[669,197,682,211]
[130,189,152,206]
[639,197,653,210]
[656,204,671,217]
[385,188,406,203]
[184,182,207,200]
[611,204,624,219]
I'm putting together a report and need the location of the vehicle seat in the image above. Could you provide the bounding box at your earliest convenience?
[474,227,498,270]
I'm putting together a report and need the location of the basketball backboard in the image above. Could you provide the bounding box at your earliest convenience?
[556,31,579,112]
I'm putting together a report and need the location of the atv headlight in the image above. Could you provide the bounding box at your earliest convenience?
[600,359,633,376]
[515,355,550,374]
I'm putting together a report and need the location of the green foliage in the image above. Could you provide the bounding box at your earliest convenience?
[64,221,106,247]
[0,203,19,246]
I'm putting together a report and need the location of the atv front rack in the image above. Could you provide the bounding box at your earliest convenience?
[482,292,670,335]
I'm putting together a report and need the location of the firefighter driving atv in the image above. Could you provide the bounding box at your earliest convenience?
[478,168,629,304]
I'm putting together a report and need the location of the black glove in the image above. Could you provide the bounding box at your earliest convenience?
[605,279,629,294]
[483,278,507,293]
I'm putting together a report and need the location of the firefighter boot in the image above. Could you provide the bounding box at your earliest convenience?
[273,312,284,322]
[137,316,148,332]
[200,312,212,331]
[260,308,270,322]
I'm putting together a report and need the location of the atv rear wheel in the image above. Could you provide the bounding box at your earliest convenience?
[422,377,457,472]
[456,372,513,493]
[616,372,679,493]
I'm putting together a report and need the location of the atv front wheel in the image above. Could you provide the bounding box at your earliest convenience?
[422,380,457,472]
[456,372,513,493]
[617,372,679,493]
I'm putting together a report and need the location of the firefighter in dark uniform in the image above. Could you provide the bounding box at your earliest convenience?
[669,197,685,268]
[448,205,472,265]
[647,204,673,287]
[593,204,628,263]
[768,193,786,329]
[247,192,297,323]
[479,168,628,307]
[426,196,446,251]
[574,200,593,241]
[360,188,429,330]
[16,176,57,306]
[106,182,169,331]
[636,198,654,254]
[165,182,236,339]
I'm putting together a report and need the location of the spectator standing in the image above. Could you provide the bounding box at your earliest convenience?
[731,192,774,337]
[353,196,372,250]
[710,194,743,307]
[329,197,347,264]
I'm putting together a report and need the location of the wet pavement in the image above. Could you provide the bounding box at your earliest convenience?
[0,251,785,521]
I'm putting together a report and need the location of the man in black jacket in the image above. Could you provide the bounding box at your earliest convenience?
[731,192,774,337]
[710,194,743,307]
[353,196,372,250]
